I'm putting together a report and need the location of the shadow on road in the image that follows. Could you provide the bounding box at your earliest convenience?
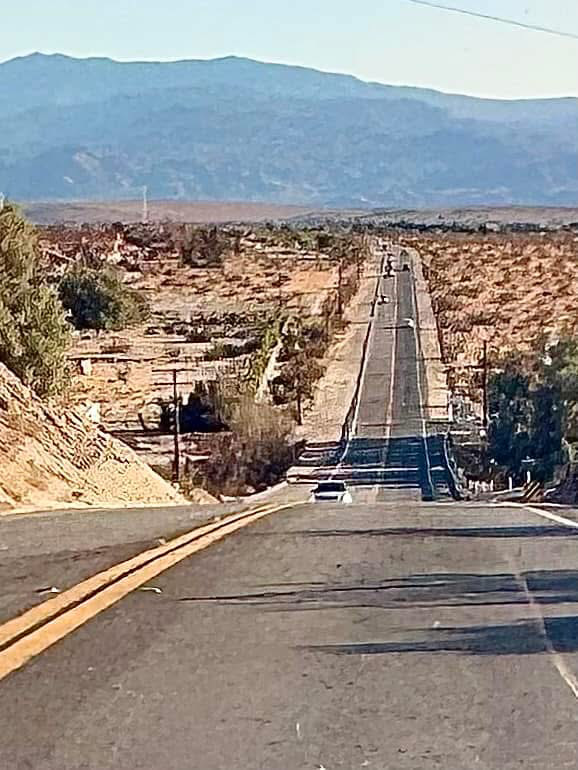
[179,569,578,613]
[309,615,578,657]
[291,436,453,500]
[286,525,578,540]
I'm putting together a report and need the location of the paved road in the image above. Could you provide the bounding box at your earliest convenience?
[2,500,578,769]
[1,248,578,768]
[0,485,308,625]
[295,249,453,500]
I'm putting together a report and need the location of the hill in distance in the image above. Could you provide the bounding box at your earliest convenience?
[1,53,577,208]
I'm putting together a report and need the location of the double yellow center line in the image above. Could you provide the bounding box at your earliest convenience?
[0,502,294,681]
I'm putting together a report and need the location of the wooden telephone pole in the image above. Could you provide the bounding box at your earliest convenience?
[337,259,344,317]
[172,369,181,483]
[482,340,489,430]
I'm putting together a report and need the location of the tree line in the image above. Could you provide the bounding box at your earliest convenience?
[488,341,578,484]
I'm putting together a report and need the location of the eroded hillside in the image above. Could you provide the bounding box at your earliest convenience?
[0,362,188,513]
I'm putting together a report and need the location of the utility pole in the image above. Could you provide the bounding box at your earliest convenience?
[337,259,344,318]
[296,384,303,426]
[482,340,489,430]
[172,368,181,483]
[142,185,148,225]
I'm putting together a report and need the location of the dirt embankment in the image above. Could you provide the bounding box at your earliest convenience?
[0,363,191,514]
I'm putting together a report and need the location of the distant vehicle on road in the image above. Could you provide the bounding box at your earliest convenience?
[310,481,353,504]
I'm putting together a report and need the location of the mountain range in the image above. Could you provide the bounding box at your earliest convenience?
[1,52,577,207]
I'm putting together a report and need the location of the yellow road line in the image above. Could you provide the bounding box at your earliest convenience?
[0,503,274,650]
[0,503,293,681]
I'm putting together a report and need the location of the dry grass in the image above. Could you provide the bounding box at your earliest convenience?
[187,395,297,497]
[404,231,578,392]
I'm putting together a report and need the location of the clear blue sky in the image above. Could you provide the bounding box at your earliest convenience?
[2,1,578,98]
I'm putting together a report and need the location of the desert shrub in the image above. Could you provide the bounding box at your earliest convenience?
[203,337,261,361]
[0,202,70,396]
[177,226,229,267]
[59,266,149,331]
[188,394,297,496]
[274,320,329,410]
[272,353,324,408]
[158,382,226,434]
[245,317,282,392]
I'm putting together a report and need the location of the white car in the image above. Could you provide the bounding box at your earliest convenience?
[310,481,353,504]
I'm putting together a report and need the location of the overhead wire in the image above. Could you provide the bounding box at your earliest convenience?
[404,0,578,41]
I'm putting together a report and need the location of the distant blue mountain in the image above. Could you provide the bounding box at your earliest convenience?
[1,53,577,206]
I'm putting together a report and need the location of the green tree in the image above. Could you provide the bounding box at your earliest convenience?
[488,366,533,477]
[545,338,578,444]
[488,352,567,482]
[59,266,149,331]
[0,202,70,396]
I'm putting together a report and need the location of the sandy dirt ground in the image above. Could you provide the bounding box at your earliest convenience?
[296,251,380,443]
[408,248,450,422]
[401,231,578,395]
[0,363,189,515]
[24,201,320,225]
[65,251,338,432]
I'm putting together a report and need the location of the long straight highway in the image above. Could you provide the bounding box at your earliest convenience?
[1,252,578,769]
[295,248,451,499]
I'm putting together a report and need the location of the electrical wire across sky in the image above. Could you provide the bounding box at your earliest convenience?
[404,0,578,40]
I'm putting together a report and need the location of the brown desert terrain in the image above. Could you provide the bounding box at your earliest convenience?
[402,231,578,395]
[24,201,321,225]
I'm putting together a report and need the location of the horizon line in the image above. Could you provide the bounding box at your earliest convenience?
[1,49,577,103]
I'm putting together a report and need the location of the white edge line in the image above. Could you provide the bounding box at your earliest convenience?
[502,502,578,530]
[506,551,578,700]
[408,255,435,495]
[505,502,578,698]
[385,266,399,444]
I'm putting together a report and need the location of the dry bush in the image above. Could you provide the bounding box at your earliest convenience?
[176,226,230,268]
[188,393,297,496]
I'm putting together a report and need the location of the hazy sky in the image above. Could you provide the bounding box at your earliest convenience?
[2,1,578,98]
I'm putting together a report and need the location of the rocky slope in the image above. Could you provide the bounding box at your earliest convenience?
[0,363,187,513]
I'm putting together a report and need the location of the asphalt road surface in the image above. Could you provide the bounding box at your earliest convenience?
[2,500,578,769]
[295,251,452,499]
[1,252,578,768]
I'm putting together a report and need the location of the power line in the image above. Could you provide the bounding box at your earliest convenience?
[405,0,578,41]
